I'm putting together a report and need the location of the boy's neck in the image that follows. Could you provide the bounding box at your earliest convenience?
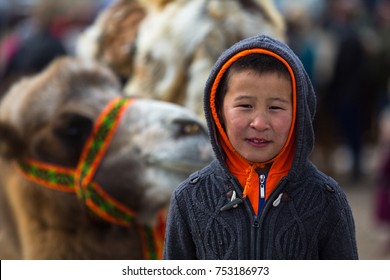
[255,163,272,174]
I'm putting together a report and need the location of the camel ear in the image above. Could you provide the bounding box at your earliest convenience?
[0,122,26,161]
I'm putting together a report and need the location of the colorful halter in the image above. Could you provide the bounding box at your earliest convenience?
[18,97,164,259]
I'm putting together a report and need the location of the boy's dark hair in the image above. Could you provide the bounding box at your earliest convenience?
[216,54,291,109]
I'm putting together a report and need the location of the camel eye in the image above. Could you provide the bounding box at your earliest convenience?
[54,113,93,147]
[183,123,200,135]
[172,119,203,138]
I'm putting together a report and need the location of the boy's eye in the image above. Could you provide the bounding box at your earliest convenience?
[237,104,252,108]
[269,105,284,110]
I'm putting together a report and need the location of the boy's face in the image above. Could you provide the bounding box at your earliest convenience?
[221,70,292,163]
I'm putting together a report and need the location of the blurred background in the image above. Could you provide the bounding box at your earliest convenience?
[1,0,390,259]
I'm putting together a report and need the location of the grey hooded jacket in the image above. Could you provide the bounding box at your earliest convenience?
[163,35,358,259]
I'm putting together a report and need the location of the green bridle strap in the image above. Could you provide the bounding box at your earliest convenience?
[75,97,136,224]
[76,97,131,198]
[138,211,166,259]
[19,160,75,192]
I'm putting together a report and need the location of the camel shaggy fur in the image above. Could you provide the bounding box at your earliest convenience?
[76,0,286,119]
[76,0,146,80]
[0,56,213,259]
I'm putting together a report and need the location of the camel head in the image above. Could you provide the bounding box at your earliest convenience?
[0,56,213,259]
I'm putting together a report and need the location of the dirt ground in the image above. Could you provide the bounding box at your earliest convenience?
[311,143,390,260]
[341,175,390,260]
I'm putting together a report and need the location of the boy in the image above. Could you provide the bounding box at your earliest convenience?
[163,35,358,259]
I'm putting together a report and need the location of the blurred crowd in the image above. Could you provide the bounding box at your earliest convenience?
[0,0,104,94]
[0,0,390,256]
[278,0,390,256]
[276,0,390,182]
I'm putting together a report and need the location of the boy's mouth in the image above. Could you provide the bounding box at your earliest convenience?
[246,138,271,147]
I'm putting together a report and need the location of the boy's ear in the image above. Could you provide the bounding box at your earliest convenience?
[0,122,26,161]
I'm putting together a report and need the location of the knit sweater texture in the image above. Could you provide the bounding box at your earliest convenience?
[163,35,359,259]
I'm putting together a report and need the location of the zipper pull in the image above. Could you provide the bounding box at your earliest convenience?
[259,174,265,199]
[257,174,266,215]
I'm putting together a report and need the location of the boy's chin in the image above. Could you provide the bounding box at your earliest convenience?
[244,156,274,164]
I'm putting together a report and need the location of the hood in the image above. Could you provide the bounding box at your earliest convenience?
[203,35,316,212]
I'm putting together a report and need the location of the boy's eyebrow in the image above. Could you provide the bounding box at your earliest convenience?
[269,97,291,103]
[233,95,255,101]
[233,96,291,103]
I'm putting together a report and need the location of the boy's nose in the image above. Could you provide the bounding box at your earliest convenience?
[250,112,270,131]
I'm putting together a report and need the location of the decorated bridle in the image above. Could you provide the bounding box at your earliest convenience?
[18,97,164,260]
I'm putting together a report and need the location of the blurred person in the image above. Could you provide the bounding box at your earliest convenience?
[0,0,10,33]
[374,106,390,256]
[372,0,390,109]
[0,0,66,97]
[284,7,318,84]
[373,0,390,247]
[323,0,367,181]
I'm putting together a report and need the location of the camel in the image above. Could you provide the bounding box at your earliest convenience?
[76,0,286,119]
[76,0,146,81]
[0,56,213,259]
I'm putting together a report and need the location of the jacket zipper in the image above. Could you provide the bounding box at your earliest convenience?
[251,173,266,259]
[255,178,288,259]
[251,214,260,259]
